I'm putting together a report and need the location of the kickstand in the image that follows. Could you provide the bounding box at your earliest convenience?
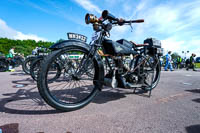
[148,90,152,97]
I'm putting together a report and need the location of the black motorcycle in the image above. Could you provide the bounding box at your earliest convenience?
[37,10,163,111]
[0,55,24,72]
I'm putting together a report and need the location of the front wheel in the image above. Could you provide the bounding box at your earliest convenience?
[30,57,61,81]
[22,56,35,74]
[37,46,101,111]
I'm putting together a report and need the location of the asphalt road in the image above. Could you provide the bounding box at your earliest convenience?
[0,68,200,133]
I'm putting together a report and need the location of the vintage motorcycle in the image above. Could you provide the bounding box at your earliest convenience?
[37,10,163,111]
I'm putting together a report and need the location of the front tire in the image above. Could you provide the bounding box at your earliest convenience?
[37,46,101,111]
[30,57,61,81]
[22,56,35,74]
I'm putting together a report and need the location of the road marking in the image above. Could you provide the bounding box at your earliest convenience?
[185,75,192,77]
[181,82,192,86]
[15,85,25,88]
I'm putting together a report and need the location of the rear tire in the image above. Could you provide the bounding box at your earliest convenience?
[135,55,161,91]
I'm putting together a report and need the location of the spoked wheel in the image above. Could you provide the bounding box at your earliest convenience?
[136,55,161,91]
[37,46,101,111]
[0,60,9,72]
[30,58,42,81]
[22,57,35,74]
[141,57,155,91]
[30,57,61,81]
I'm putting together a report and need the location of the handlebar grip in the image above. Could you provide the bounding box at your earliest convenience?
[102,10,118,21]
[132,19,144,23]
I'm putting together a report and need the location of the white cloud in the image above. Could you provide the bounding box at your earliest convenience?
[74,0,101,14]
[103,0,200,57]
[127,0,200,57]
[0,19,47,41]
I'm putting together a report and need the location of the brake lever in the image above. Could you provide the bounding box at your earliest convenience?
[129,22,133,32]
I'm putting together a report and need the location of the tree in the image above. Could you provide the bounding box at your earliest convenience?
[171,52,180,60]
[0,38,54,56]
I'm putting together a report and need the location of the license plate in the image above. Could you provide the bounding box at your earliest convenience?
[67,32,87,42]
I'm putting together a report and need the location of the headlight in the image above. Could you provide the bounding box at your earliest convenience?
[85,13,99,24]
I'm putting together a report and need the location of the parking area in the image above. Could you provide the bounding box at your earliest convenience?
[0,68,200,133]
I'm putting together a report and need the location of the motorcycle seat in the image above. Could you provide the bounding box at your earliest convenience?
[130,41,149,47]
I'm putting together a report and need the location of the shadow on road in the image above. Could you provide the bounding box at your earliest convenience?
[0,78,62,115]
[93,88,150,104]
[0,77,150,114]
[185,89,200,104]
[10,72,27,76]
[0,123,19,133]
[192,98,200,103]
[12,78,35,88]
[185,124,200,133]
[9,69,27,76]
[93,88,128,104]
[185,89,200,94]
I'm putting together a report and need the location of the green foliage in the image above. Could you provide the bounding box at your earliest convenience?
[0,38,54,56]
[171,52,180,60]
[56,38,65,43]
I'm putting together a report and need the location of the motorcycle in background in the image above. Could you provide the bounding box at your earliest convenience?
[0,54,24,72]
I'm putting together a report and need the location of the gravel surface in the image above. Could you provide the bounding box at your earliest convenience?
[0,68,200,133]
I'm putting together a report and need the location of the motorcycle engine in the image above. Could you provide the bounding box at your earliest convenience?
[125,73,138,84]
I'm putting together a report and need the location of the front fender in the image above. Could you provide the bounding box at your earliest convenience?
[50,40,90,50]
[50,40,104,90]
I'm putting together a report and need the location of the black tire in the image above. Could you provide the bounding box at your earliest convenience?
[0,59,9,72]
[150,57,161,89]
[135,55,161,91]
[22,56,35,74]
[37,46,101,111]
[30,57,61,81]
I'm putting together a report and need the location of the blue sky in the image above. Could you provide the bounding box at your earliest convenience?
[0,0,200,57]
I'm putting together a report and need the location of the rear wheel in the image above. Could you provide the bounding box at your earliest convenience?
[37,46,101,111]
[135,55,161,91]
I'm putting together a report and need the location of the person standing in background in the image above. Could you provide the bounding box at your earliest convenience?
[165,51,174,71]
[186,53,196,71]
[32,47,39,55]
[177,56,182,69]
[7,47,17,71]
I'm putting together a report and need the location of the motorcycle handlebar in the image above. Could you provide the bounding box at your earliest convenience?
[112,19,144,25]
[102,10,144,25]
[127,19,144,23]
